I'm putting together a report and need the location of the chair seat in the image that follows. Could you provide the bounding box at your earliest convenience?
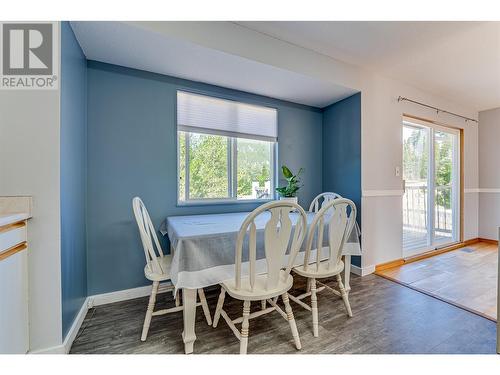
[144,255,172,281]
[222,270,294,301]
[293,259,344,278]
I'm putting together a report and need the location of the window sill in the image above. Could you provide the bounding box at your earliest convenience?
[176,198,275,207]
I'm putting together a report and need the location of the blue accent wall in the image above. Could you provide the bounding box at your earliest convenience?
[322,93,362,267]
[60,22,88,337]
[86,61,323,294]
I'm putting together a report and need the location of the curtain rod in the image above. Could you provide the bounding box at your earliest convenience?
[397,96,478,124]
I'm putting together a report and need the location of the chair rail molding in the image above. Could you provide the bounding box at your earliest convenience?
[464,188,480,193]
[478,188,500,193]
[363,188,500,196]
[464,188,500,193]
[362,190,404,197]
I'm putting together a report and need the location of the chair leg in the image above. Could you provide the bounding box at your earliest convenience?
[197,288,212,325]
[175,289,180,307]
[240,300,251,354]
[337,274,353,317]
[212,287,226,327]
[261,300,266,310]
[306,278,312,293]
[310,278,319,337]
[141,281,159,341]
[282,293,301,350]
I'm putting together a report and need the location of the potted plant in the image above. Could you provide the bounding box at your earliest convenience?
[276,165,303,204]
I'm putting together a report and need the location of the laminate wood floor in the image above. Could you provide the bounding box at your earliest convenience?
[377,241,498,321]
[70,274,497,354]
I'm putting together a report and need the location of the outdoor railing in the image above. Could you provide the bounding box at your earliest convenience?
[403,184,453,236]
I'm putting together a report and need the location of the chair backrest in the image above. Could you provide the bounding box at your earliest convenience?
[302,198,356,273]
[309,192,342,212]
[234,201,308,292]
[132,197,165,275]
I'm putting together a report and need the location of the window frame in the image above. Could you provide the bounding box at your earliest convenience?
[175,91,278,206]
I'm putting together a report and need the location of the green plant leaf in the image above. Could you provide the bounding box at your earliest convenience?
[282,165,293,179]
[276,164,304,197]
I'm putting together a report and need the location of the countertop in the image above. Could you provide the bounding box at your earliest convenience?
[0,213,31,227]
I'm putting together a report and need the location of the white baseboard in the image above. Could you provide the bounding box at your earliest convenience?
[29,343,65,354]
[87,282,173,308]
[28,283,167,354]
[29,296,90,354]
[62,297,91,353]
[30,265,376,355]
[29,283,174,354]
[351,264,375,276]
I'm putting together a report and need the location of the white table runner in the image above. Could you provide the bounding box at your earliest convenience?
[160,211,361,290]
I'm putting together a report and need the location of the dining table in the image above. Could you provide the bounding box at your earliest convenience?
[160,210,361,354]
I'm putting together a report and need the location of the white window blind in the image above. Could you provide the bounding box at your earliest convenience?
[177,91,278,142]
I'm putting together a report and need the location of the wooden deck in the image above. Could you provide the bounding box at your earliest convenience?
[403,227,452,253]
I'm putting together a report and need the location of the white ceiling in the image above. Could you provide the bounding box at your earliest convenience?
[70,21,357,108]
[236,21,500,111]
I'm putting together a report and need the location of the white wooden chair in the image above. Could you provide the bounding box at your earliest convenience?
[132,197,212,341]
[212,201,308,354]
[289,198,357,337]
[309,192,342,213]
[307,192,343,291]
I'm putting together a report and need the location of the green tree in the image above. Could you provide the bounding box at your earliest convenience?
[190,134,229,199]
[434,131,452,209]
[403,128,428,181]
[179,132,271,200]
[237,138,271,198]
[402,128,452,209]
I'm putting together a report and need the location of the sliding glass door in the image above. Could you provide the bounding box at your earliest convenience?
[402,119,460,257]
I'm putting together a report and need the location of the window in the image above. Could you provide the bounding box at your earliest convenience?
[177,91,277,204]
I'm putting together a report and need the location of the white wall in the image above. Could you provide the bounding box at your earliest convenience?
[478,108,500,240]
[360,74,479,267]
[0,27,62,351]
[135,22,479,270]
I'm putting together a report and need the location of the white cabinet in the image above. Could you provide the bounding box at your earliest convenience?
[0,223,27,252]
[0,246,29,353]
[0,219,29,354]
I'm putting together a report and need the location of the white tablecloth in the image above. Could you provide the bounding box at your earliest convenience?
[160,211,361,290]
